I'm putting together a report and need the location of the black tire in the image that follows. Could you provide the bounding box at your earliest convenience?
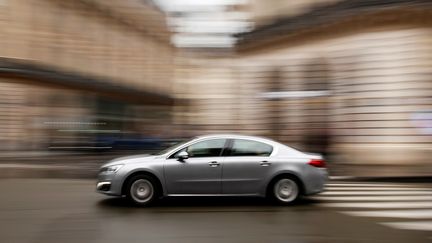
[125,174,158,206]
[268,177,300,205]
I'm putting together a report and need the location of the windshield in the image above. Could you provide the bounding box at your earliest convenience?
[151,137,195,155]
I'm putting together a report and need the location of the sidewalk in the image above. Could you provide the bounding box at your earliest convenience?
[0,163,98,179]
[0,151,139,179]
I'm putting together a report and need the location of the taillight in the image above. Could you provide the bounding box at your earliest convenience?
[308,159,326,168]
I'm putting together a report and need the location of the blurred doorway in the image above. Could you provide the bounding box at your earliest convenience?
[301,59,331,156]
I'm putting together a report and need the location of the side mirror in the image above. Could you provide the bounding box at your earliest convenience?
[176,151,189,161]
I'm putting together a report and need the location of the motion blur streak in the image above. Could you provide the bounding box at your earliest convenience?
[0,0,431,176]
[0,0,432,242]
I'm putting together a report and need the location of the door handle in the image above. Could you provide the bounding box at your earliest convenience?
[260,161,271,166]
[208,161,220,167]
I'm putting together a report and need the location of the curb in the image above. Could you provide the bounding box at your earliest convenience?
[0,164,97,179]
[329,175,432,183]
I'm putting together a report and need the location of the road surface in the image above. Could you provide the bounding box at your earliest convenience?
[0,179,431,243]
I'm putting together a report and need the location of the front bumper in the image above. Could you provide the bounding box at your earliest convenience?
[96,182,111,191]
[96,172,123,196]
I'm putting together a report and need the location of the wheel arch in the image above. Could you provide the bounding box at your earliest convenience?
[121,170,165,197]
[265,172,305,196]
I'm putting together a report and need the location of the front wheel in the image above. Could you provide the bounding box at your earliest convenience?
[125,175,157,206]
[270,177,300,205]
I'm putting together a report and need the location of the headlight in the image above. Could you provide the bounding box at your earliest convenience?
[100,164,124,173]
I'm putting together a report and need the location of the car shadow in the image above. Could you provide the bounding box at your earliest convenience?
[96,196,319,209]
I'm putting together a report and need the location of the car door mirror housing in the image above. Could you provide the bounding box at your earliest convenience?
[176,151,189,161]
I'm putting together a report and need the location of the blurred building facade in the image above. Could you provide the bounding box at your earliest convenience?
[249,0,340,26]
[0,0,174,150]
[179,0,432,176]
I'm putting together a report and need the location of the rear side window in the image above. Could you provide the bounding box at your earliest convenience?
[229,139,273,156]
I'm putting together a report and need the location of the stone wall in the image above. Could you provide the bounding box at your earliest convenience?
[0,0,173,94]
[178,27,432,176]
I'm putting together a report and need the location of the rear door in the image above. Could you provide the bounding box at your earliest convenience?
[222,139,274,195]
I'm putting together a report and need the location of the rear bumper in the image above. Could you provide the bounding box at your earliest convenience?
[302,168,328,195]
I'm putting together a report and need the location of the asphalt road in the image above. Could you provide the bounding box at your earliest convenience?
[0,179,430,243]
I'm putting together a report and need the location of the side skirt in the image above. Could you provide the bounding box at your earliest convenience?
[166,193,263,197]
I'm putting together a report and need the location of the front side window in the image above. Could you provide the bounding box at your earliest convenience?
[171,139,227,158]
[229,139,273,157]
[152,137,195,155]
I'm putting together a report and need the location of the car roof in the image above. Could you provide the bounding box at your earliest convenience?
[163,134,305,157]
[195,134,276,143]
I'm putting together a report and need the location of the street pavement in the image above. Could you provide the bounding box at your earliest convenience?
[312,182,432,234]
[0,179,431,243]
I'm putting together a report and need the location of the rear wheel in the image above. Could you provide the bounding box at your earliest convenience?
[270,177,300,205]
[125,175,157,206]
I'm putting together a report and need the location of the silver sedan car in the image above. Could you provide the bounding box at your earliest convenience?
[97,134,328,206]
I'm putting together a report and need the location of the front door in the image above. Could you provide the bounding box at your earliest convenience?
[164,139,227,194]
